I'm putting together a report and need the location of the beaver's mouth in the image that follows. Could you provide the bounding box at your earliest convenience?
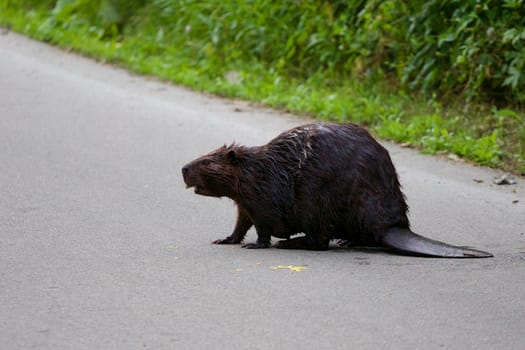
[184,181,201,194]
[183,177,215,197]
[183,175,197,190]
[184,183,201,193]
[194,186,212,196]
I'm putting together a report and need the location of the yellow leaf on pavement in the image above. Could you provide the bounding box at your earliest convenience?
[271,265,308,272]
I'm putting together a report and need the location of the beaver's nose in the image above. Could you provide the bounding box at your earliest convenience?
[181,166,189,177]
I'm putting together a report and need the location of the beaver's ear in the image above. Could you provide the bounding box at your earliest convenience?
[226,150,238,164]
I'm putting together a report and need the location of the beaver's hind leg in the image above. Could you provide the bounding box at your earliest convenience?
[274,236,330,250]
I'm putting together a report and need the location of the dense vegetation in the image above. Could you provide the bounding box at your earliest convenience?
[1,0,524,173]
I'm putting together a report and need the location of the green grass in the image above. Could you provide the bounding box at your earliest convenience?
[1,2,524,174]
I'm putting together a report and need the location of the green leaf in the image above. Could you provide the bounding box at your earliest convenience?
[503,66,521,88]
[99,0,121,25]
[438,32,455,48]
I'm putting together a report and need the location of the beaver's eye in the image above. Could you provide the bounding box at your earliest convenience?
[201,159,211,166]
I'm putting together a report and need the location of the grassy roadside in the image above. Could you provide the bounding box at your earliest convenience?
[1,4,524,174]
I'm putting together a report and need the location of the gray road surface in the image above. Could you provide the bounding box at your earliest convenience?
[1,32,524,350]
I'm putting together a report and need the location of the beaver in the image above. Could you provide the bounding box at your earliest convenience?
[182,122,492,258]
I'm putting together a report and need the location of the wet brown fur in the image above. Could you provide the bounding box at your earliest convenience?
[182,122,410,249]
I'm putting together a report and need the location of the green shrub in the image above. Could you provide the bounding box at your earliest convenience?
[140,0,405,78]
[5,0,525,103]
[402,0,525,103]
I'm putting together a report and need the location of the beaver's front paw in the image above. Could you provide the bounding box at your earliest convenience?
[212,236,241,245]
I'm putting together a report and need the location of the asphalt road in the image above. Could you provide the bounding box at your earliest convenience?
[1,32,524,350]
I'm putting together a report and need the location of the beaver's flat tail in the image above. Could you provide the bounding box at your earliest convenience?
[381,227,493,258]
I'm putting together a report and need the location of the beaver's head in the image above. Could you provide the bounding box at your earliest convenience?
[182,144,241,198]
